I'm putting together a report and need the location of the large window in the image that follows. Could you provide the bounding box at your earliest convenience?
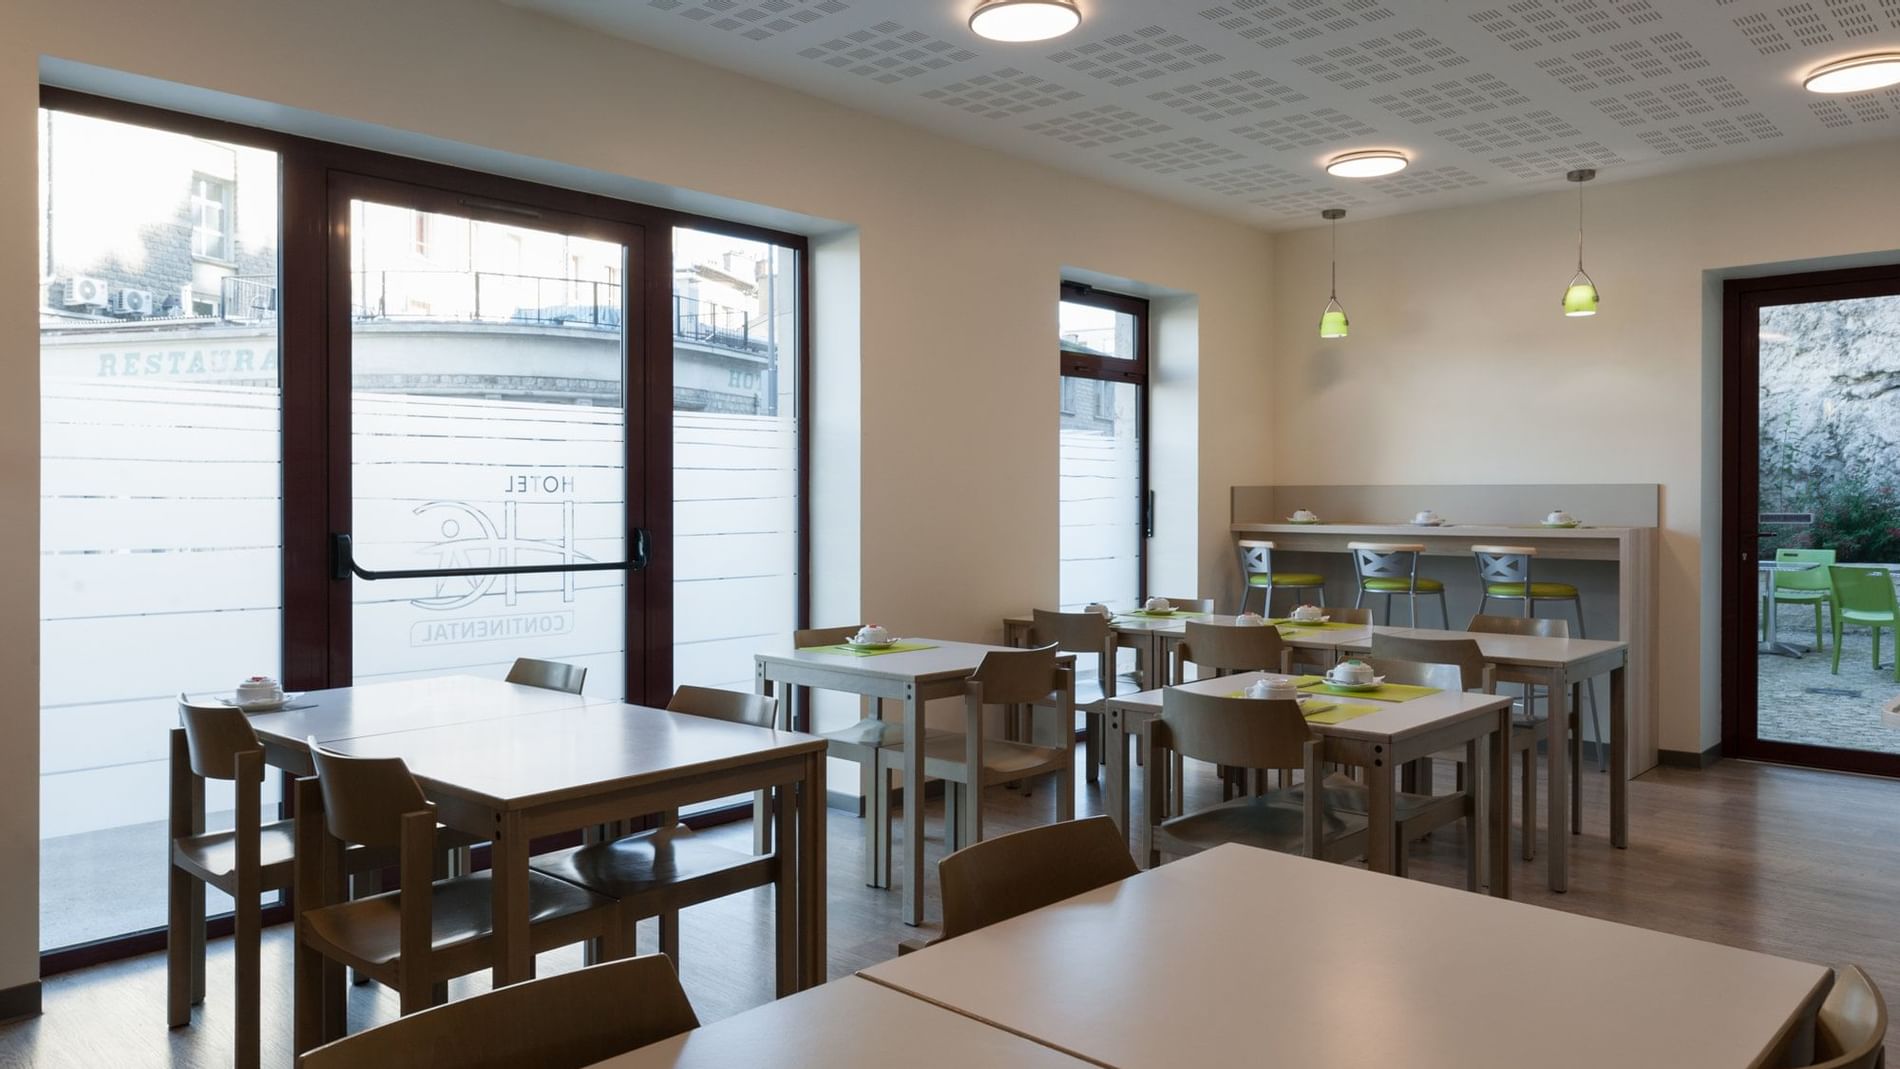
[1058,284,1148,612]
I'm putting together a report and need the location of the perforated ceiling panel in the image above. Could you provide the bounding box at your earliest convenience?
[513,0,1900,228]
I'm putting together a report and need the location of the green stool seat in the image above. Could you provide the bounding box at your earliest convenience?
[1362,577,1444,594]
[1249,572,1326,588]
[1484,581,1579,599]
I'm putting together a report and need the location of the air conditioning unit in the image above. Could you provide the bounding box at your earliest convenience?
[64,276,108,307]
[114,288,154,317]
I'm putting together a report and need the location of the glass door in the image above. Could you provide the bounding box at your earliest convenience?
[330,178,648,696]
[1725,265,1900,775]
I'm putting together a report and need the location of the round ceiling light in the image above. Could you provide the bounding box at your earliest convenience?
[969,0,1082,42]
[1325,150,1410,178]
[1803,53,1900,93]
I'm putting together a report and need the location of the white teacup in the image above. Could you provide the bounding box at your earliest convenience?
[1291,604,1326,623]
[1546,509,1576,525]
[1329,659,1376,685]
[1235,612,1266,627]
[852,625,892,645]
[1291,508,1319,522]
[236,676,283,704]
[1085,601,1113,619]
[1414,509,1441,525]
[1144,596,1173,613]
[1263,677,1298,700]
[1243,679,1273,699]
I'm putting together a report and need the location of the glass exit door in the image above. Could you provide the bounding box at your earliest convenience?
[331,179,648,697]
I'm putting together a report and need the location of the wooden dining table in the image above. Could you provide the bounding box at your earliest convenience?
[860,844,1834,1069]
[1106,670,1514,894]
[245,675,829,993]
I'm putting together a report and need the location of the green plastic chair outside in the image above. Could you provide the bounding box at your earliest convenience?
[1767,548,1836,649]
[1827,565,1899,681]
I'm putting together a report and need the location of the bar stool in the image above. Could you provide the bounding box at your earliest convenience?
[1236,540,1327,616]
[1472,544,1603,770]
[1349,542,1447,627]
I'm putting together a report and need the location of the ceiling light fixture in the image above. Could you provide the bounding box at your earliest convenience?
[1319,208,1349,340]
[968,0,1081,43]
[1803,53,1900,94]
[1325,149,1409,178]
[1561,169,1599,318]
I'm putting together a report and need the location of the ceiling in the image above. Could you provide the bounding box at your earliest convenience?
[508,0,1900,229]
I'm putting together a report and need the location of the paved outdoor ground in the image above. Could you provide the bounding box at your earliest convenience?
[1759,608,1900,753]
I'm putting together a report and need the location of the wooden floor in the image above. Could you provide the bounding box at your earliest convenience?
[3,755,1899,1067]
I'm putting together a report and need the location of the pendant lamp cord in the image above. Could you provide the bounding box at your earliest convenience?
[1330,215,1338,300]
[1575,178,1585,272]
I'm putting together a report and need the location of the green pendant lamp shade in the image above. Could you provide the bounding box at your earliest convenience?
[1319,208,1348,339]
[1562,169,1599,318]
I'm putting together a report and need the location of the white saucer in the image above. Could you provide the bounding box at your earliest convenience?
[1320,677,1384,692]
[844,641,895,651]
[221,692,302,713]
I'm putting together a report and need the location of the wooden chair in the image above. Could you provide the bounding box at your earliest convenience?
[1287,605,1372,674]
[530,685,781,965]
[1027,609,1116,785]
[883,644,1075,852]
[168,698,284,1069]
[1144,689,1367,867]
[1461,615,1583,859]
[292,744,623,1053]
[1369,630,1501,803]
[1170,620,1292,681]
[1812,964,1887,1069]
[1149,595,1216,613]
[939,817,1135,941]
[296,955,699,1069]
[1314,605,1373,625]
[505,657,587,694]
[779,625,949,880]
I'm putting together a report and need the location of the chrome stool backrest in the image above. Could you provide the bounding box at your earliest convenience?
[1349,542,1422,590]
[1473,544,1538,590]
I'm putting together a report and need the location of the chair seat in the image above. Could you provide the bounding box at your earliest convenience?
[1158,790,1365,854]
[1484,581,1579,599]
[1362,577,1445,593]
[299,869,612,972]
[1248,572,1326,588]
[1771,588,1830,603]
[821,719,951,751]
[530,827,767,907]
[173,820,298,890]
[917,734,1068,781]
[1840,609,1900,625]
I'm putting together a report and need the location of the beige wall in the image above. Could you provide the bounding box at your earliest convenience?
[1269,137,1900,756]
[0,0,1275,985]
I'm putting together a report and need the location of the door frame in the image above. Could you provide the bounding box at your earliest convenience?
[1720,262,1900,776]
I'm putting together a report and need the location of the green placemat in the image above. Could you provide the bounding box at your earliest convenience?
[800,641,937,657]
[1120,609,1210,620]
[1268,619,1364,631]
[1220,692,1380,724]
[1299,679,1441,702]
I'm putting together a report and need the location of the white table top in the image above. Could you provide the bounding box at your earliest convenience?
[1109,670,1510,743]
[860,845,1829,1069]
[1385,628,1628,669]
[244,674,605,747]
[322,702,823,810]
[754,638,1059,684]
[586,977,1092,1068]
[1232,521,1640,538]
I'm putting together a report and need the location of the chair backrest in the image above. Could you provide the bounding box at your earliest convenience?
[938,816,1136,941]
[505,657,587,695]
[1813,964,1887,1069]
[177,695,263,781]
[1176,620,1288,676]
[667,685,778,729]
[1466,613,1570,639]
[308,740,433,849]
[1778,547,1839,592]
[1236,540,1275,579]
[1150,596,1215,613]
[1471,544,1537,586]
[296,954,700,1069]
[1829,567,1899,616]
[1369,633,1491,692]
[1158,689,1312,770]
[1348,542,1423,584]
[794,624,864,648]
[1316,605,1374,625]
[1029,608,1111,654]
[1362,657,1463,692]
[969,644,1065,706]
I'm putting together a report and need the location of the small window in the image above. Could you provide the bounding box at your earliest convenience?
[411,211,437,259]
[190,174,233,260]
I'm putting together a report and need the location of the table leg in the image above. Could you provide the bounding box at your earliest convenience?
[902,685,926,927]
[1463,737,1481,892]
[1367,744,1395,875]
[1544,666,1569,893]
[755,663,776,856]
[490,809,532,986]
[803,749,827,987]
[1107,705,1131,838]
[774,774,797,997]
[1611,662,1628,849]
[1489,706,1511,898]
